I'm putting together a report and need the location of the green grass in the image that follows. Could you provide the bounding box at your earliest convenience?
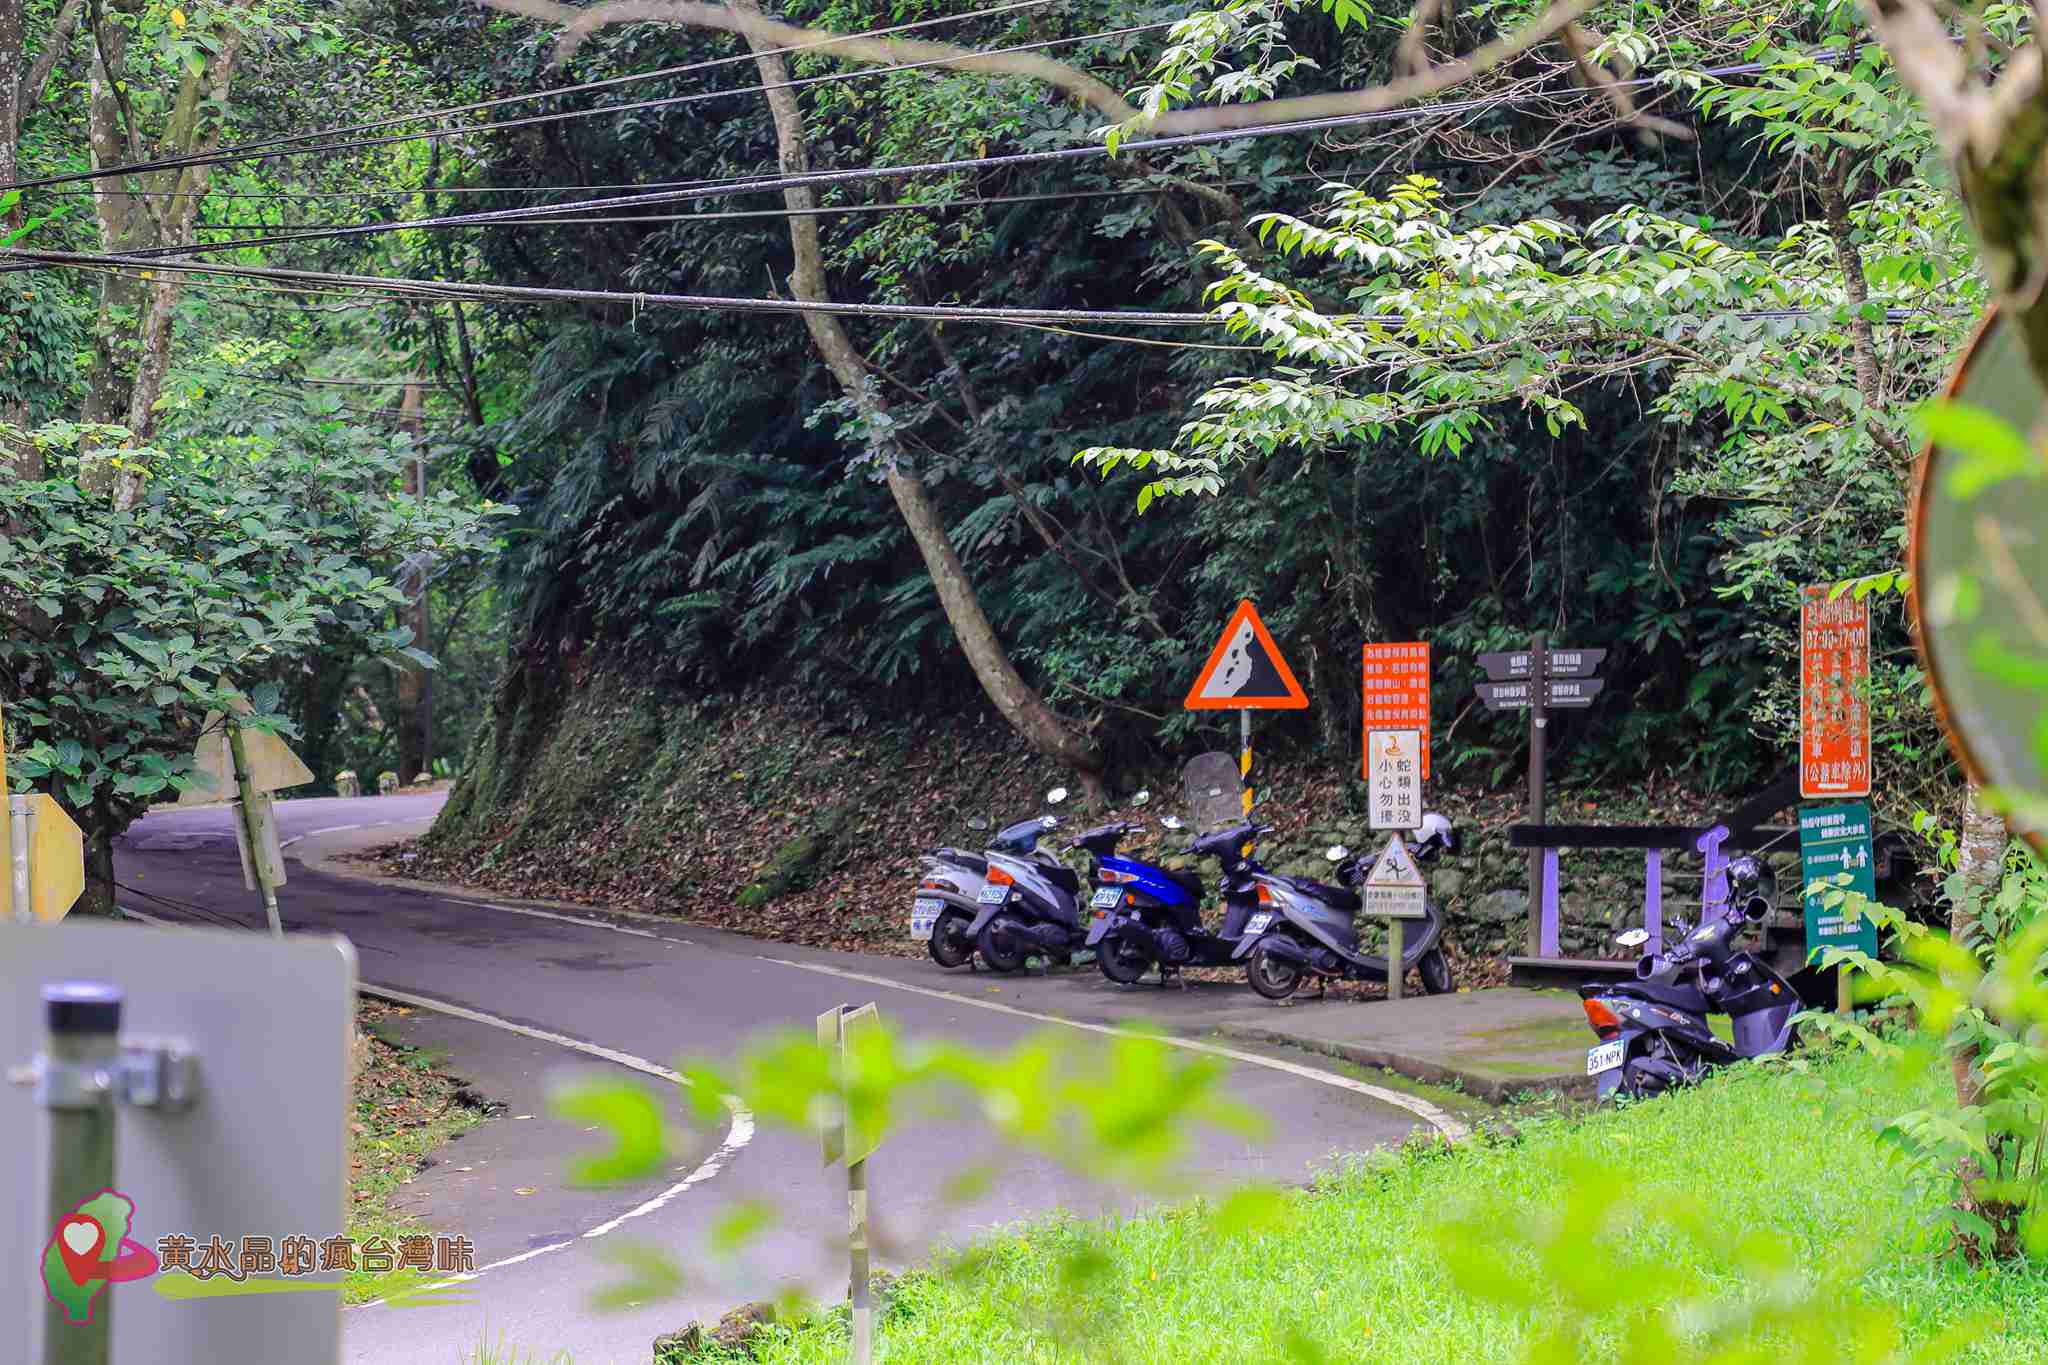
[699,1049,2048,1364]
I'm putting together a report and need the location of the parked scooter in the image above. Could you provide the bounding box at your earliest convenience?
[911,788,1089,972]
[1079,794,1232,985]
[1578,856,1800,1100]
[1228,815,1458,1000]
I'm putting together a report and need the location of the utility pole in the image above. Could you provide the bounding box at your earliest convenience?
[396,380,432,785]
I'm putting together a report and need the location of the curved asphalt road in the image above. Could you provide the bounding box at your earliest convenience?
[117,795,1435,1365]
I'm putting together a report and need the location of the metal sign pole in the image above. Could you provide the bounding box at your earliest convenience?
[1240,711,1253,822]
[1526,633,1547,958]
[848,1152,872,1365]
[1387,918,1404,1003]
[38,983,121,1365]
[225,723,284,937]
[11,798,33,925]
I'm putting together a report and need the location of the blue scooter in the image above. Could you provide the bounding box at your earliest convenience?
[1079,805,1228,985]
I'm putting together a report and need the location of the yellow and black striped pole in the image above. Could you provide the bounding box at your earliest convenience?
[1241,711,1255,854]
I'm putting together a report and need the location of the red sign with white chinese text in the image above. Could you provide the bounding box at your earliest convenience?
[1362,642,1431,780]
[1800,587,1871,799]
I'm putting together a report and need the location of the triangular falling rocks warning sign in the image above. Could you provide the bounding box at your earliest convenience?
[1185,600,1309,710]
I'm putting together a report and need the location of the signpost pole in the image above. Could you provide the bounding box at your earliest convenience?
[848,1152,872,1365]
[1240,710,1253,824]
[1387,919,1404,1003]
[39,982,121,1365]
[1,708,24,924]
[225,722,284,937]
[1526,633,1547,958]
[11,799,32,927]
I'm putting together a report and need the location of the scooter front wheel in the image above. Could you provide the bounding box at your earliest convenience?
[1246,941,1305,1001]
[1097,933,1153,986]
[928,911,974,969]
[976,921,1028,973]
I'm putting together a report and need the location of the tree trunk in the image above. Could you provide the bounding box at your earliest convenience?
[728,0,1105,799]
[397,380,432,784]
[1952,779,2006,1108]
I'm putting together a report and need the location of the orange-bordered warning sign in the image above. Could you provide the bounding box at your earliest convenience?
[1362,641,1431,780]
[1184,599,1309,710]
[1800,585,1871,799]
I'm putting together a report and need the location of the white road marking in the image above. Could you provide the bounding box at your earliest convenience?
[118,905,755,1308]
[755,955,1472,1142]
[304,823,365,837]
[438,897,673,942]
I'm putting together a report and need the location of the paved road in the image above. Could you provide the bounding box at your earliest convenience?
[117,795,1442,1365]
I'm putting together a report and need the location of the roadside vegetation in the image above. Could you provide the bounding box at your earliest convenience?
[347,999,491,1305]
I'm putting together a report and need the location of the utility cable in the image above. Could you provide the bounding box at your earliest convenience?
[5,247,1951,331]
[77,53,1813,266]
[0,0,1066,193]
[20,16,1183,198]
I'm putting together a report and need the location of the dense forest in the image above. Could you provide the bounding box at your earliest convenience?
[0,0,2002,904]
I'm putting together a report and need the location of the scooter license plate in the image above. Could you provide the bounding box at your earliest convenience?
[977,885,1008,905]
[910,897,943,941]
[1090,887,1122,910]
[1586,1041,1626,1076]
[1244,912,1274,935]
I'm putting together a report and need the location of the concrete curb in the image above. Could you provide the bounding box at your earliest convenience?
[1212,1022,1591,1105]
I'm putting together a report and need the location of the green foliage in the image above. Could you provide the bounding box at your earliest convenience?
[1809,851,2048,1263]
[0,421,501,865]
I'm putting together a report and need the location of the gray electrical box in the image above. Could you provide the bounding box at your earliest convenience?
[3,919,353,1364]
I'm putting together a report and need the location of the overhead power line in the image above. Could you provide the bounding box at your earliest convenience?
[5,247,1950,333]
[65,51,1802,267]
[18,16,1182,197]
[0,0,1066,193]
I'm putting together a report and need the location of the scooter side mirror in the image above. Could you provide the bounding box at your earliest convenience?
[1131,789,1151,806]
[1615,928,1650,949]
[966,816,990,832]
[1743,894,1772,922]
[1047,787,1069,805]
[1325,844,1349,862]
[1160,815,1185,831]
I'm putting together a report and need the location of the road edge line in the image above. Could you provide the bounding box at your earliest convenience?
[118,904,757,1307]
[754,955,1470,1143]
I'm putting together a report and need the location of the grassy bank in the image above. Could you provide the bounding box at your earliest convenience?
[347,999,489,1304]
[680,1049,2045,1364]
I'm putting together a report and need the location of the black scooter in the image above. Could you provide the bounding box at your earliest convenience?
[1578,856,1800,1100]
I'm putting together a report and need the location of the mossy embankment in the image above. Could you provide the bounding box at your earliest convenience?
[404,664,1778,965]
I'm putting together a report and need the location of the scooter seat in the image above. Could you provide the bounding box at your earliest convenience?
[1165,868,1205,901]
[1594,977,1711,1014]
[1044,865,1083,896]
[1275,876,1361,914]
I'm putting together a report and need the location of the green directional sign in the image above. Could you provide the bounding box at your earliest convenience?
[1798,801,1879,960]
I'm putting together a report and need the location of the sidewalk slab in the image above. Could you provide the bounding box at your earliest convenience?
[1208,989,1595,1104]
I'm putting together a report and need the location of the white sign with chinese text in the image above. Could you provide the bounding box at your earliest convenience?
[1363,834,1428,919]
[1367,729,1422,830]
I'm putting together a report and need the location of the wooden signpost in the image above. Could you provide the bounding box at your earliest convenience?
[818,1002,885,1365]
[1476,637,1607,956]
